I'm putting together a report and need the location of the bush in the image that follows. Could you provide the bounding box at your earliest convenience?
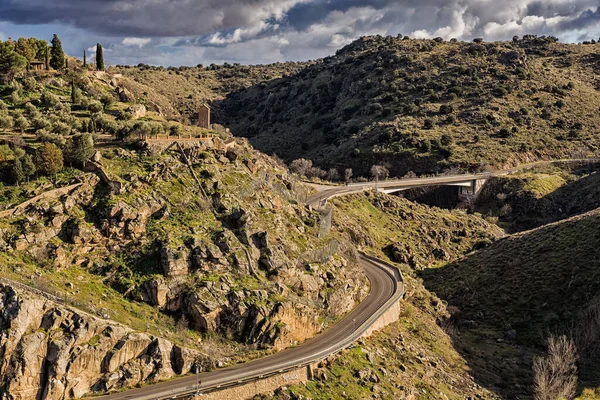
[440,134,454,146]
[533,335,578,400]
[24,102,36,114]
[88,101,103,113]
[41,92,60,108]
[290,158,313,176]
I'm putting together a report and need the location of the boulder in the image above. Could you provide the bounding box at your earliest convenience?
[127,104,147,120]
[160,242,191,277]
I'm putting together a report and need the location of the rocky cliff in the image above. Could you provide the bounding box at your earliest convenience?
[0,282,211,400]
[0,138,366,398]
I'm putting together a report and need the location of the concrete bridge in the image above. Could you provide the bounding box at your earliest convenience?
[307,158,600,207]
[307,173,491,207]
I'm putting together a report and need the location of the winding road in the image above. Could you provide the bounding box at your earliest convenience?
[99,256,403,400]
[98,158,597,400]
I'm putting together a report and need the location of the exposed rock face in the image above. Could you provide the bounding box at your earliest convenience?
[0,283,213,400]
[127,104,147,119]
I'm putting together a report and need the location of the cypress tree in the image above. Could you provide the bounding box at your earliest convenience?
[44,47,49,70]
[50,34,65,70]
[22,154,36,182]
[83,50,87,67]
[65,57,69,69]
[9,157,24,185]
[96,43,104,71]
[71,81,81,104]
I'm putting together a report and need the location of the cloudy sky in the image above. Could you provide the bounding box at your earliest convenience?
[0,0,598,66]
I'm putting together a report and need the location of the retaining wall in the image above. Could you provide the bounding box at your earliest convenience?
[193,366,310,400]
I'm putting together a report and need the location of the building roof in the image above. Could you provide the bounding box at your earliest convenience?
[29,60,45,65]
[200,103,211,110]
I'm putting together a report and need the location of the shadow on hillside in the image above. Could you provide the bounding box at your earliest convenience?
[420,210,600,397]
[474,164,600,233]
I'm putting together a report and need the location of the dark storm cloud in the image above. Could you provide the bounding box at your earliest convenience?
[0,0,307,37]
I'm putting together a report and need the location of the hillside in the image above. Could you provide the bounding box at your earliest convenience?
[263,192,504,399]
[218,35,600,177]
[0,63,372,397]
[475,161,600,231]
[115,61,311,124]
[422,208,600,397]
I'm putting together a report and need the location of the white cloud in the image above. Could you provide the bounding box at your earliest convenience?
[122,37,151,47]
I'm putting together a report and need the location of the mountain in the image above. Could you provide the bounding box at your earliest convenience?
[217,35,600,177]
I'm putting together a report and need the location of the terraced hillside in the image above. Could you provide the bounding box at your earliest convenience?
[218,35,600,177]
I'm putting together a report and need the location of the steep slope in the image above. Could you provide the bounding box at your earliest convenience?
[115,62,312,123]
[264,192,504,399]
[422,208,600,397]
[219,35,600,177]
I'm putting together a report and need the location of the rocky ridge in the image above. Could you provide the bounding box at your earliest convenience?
[0,281,211,400]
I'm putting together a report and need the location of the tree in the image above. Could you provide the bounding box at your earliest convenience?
[50,34,65,70]
[169,123,183,137]
[8,157,24,185]
[37,142,64,176]
[0,114,14,132]
[533,335,578,400]
[22,153,36,181]
[14,116,29,133]
[44,47,49,70]
[370,165,389,181]
[71,81,81,105]
[83,50,87,67]
[327,168,340,181]
[344,168,353,182]
[15,38,35,61]
[0,40,27,77]
[96,43,104,71]
[65,133,94,167]
[65,57,69,69]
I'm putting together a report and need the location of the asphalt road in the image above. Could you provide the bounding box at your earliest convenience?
[97,256,402,400]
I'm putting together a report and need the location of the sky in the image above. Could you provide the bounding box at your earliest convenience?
[0,0,598,67]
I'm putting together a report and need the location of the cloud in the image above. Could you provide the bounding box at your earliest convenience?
[0,0,311,37]
[122,37,151,47]
[0,1,598,66]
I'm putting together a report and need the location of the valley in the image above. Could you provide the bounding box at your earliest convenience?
[0,32,599,400]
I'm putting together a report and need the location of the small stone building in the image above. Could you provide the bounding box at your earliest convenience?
[29,61,45,71]
[198,103,211,129]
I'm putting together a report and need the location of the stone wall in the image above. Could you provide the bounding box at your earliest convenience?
[193,367,310,400]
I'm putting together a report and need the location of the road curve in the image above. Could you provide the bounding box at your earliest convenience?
[97,256,403,400]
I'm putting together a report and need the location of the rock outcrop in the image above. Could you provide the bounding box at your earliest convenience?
[0,282,213,400]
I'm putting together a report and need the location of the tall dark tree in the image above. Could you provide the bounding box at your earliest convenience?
[71,80,81,104]
[44,47,49,70]
[50,34,65,70]
[96,43,104,71]
[9,157,24,186]
[83,50,87,67]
